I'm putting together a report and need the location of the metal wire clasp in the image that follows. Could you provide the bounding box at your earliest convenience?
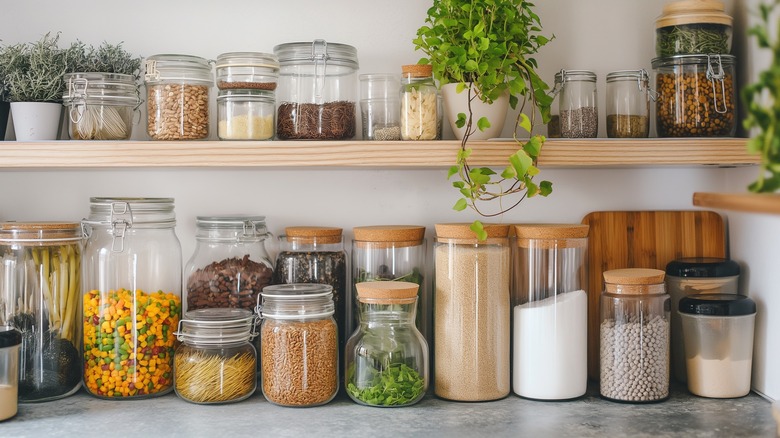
[706,55,728,114]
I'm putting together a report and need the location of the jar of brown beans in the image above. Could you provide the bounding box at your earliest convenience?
[652,54,736,137]
[144,54,213,140]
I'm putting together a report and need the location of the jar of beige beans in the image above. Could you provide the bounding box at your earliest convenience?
[257,283,339,407]
[144,54,213,140]
[433,223,511,401]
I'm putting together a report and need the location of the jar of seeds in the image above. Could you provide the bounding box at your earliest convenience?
[551,69,598,138]
[600,268,670,403]
[606,70,651,138]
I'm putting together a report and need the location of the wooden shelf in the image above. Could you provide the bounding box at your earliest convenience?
[693,191,780,215]
[0,138,757,169]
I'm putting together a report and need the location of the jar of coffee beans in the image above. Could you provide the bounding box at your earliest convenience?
[652,54,736,137]
[606,70,651,138]
[144,54,213,140]
[600,268,670,403]
[551,69,599,138]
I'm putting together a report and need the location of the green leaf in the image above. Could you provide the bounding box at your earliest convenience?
[465,59,478,72]
[456,112,468,129]
[477,117,492,132]
[501,165,517,179]
[509,149,533,177]
[453,198,468,211]
[518,112,532,133]
[539,180,553,196]
[470,221,487,241]
[447,165,459,179]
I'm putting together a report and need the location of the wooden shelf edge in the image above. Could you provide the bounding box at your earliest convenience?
[0,138,758,169]
[693,192,780,215]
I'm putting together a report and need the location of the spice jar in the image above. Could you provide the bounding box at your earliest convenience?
[63,72,140,140]
[400,64,439,140]
[665,257,740,383]
[652,54,736,137]
[174,308,257,404]
[434,223,510,401]
[0,222,82,402]
[679,294,755,398]
[606,70,651,138]
[0,326,21,420]
[274,40,359,140]
[217,90,275,140]
[351,225,428,342]
[81,197,182,399]
[600,268,670,403]
[272,226,346,356]
[360,73,401,140]
[512,224,588,400]
[655,0,733,57]
[551,69,598,138]
[257,283,338,407]
[345,281,428,407]
[215,52,279,91]
[144,54,213,140]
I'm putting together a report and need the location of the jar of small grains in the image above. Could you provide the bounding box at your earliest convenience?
[144,54,213,140]
[552,69,598,138]
[216,89,275,140]
[360,73,401,140]
[606,70,651,138]
[257,283,339,407]
[214,52,279,91]
[600,268,670,403]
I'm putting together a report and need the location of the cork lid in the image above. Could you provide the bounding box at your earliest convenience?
[402,64,432,78]
[604,268,666,294]
[355,281,419,304]
[514,224,589,249]
[0,222,82,242]
[353,225,425,248]
[285,226,343,244]
[435,223,510,240]
[655,0,732,28]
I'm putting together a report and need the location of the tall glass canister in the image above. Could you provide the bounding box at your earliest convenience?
[0,222,82,402]
[512,224,588,400]
[81,197,182,399]
[433,223,510,401]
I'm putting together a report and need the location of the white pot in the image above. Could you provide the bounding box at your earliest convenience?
[10,102,62,141]
[441,83,509,140]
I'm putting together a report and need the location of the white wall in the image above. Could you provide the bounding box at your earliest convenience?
[3,0,776,400]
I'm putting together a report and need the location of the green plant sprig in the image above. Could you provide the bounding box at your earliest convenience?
[347,362,425,406]
[743,0,780,192]
[1,32,68,102]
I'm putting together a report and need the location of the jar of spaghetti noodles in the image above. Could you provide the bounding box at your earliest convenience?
[174,308,257,404]
[63,72,140,140]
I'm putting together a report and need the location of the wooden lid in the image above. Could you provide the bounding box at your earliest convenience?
[0,221,81,241]
[604,268,665,285]
[355,281,419,303]
[515,224,589,249]
[285,226,342,244]
[435,223,510,240]
[353,225,425,246]
[655,0,732,28]
[402,64,432,78]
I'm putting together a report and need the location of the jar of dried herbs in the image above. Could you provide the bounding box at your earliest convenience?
[606,70,651,138]
[655,0,732,57]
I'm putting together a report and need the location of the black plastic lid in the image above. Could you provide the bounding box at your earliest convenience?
[0,326,22,348]
[665,257,740,278]
[679,293,756,316]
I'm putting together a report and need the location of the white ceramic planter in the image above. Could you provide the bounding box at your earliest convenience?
[10,102,62,141]
[440,83,509,140]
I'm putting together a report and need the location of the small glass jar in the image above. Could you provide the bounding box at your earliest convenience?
[351,225,428,342]
[274,40,359,140]
[82,197,182,399]
[144,54,213,140]
[600,268,670,403]
[665,257,740,383]
[345,281,428,407]
[552,69,598,138]
[272,226,347,355]
[400,64,439,140]
[63,72,140,140]
[512,224,588,400]
[217,90,275,140]
[257,283,338,407]
[655,0,733,57]
[652,54,736,137]
[433,223,510,401]
[606,70,651,138]
[0,327,21,420]
[360,73,401,140]
[0,222,82,402]
[215,52,279,91]
[174,308,257,404]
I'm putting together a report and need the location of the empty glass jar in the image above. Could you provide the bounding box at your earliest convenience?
[360,73,401,140]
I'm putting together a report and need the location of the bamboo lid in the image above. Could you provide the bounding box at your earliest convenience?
[0,221,82,241]
[655,0,732,28]
[604,268,666,294]
[402,64,432,78]
[355,281,419,303]
[285,226,342,244]
[353,225,425,248]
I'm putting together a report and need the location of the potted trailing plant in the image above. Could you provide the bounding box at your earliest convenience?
[0,51,10,140]
[413,0,554,239]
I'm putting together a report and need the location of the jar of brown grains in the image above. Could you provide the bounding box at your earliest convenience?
[214,52,279,91]
[257,283,339,407]
[606,70,652,138]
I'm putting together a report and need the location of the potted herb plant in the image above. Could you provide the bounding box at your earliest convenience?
[413,0,554,239]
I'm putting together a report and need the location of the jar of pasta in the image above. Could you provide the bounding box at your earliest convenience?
[400,64,439,140]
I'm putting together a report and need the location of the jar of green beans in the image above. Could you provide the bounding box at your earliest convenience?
[655,0,732,57]
[63,73,140,140]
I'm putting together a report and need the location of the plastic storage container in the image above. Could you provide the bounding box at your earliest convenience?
[600,268,670,403]
[0,222,82,402]
[174,308,257,404]
[655,0,733,57]
[144,54,213,140]
[274,40,359,140]
[551,69,598,138]
[345,281,428,407]
[606,70,651,138]
[0,326,21,420]
[679,294,755,398]
[63,72,140,140]
[512,224,588,400]
[81,197,182,399]
[360,73,401,140]
[215,52,279,91]
[217,90,275,140]
[665,257,740,383]
[652,54,736,137]
[434,223,510,401]
[400,64,439,140]
[258,283,338,407]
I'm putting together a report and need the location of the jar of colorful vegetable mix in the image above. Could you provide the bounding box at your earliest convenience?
[655,0,732,57]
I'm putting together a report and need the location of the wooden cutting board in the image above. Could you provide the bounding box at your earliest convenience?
[581,210,726,380]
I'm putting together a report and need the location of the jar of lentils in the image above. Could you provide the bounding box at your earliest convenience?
[145,54,213,140]
[600,268,670,403]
